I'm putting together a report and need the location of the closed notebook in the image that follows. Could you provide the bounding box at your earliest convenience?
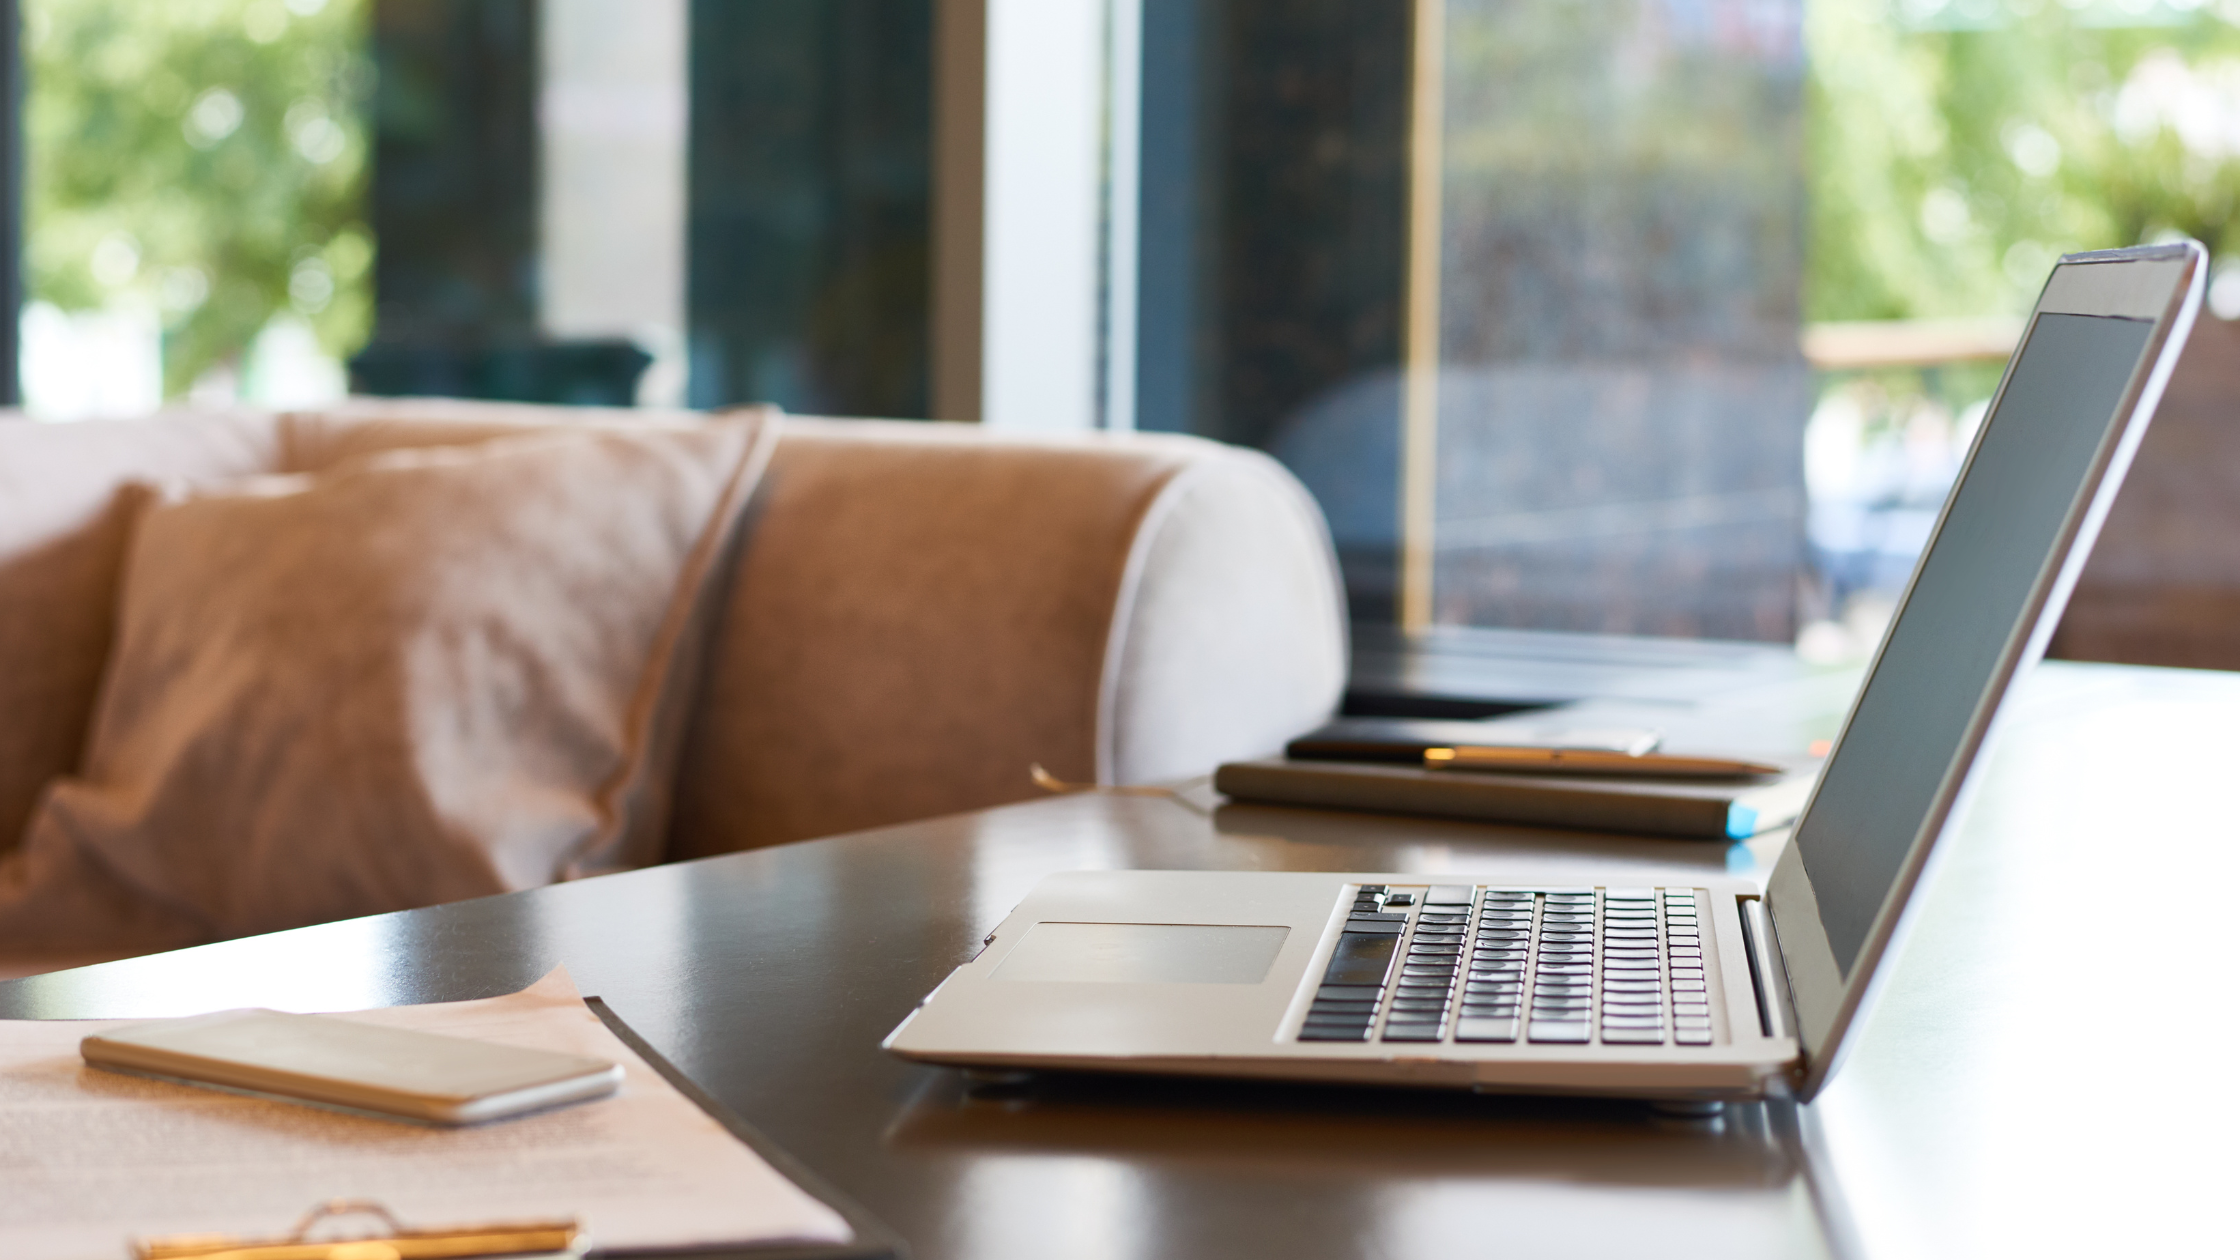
[1210,757,1818,840]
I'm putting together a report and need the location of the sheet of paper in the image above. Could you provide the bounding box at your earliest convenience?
[0,968,853,1259]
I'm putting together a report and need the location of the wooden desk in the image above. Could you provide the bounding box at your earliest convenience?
[6,661,2234,1258]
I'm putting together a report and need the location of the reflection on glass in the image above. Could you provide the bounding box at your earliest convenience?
[687,0,932,417]
[1137,0,1410,621]
[1427,0,1809,639]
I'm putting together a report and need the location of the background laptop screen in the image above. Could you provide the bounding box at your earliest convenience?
[1792,310,2155,977]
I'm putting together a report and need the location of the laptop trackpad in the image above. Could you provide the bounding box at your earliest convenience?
[991,922,1290,985]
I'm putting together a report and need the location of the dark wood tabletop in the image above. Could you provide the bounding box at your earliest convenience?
[7,660,2235,1260]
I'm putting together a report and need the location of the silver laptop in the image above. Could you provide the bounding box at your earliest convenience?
[884,243,2205,1103]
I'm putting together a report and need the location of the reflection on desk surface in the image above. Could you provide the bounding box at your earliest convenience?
[885,1070,1808,1190]
[883,1070,1858,1259]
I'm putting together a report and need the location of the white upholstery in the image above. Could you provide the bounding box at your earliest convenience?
[1101,444,1348,785]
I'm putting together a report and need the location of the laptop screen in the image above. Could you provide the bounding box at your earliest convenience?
[1791,310,2155,977]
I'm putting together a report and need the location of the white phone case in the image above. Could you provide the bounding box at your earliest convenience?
[81,1008,623,1124]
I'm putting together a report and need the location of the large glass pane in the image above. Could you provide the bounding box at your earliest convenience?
[1424,0,1811,640]
[1137,0,1410,621]
[686,0,933,416]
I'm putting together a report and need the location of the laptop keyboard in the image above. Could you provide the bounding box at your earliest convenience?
[1297,885,1714,1047]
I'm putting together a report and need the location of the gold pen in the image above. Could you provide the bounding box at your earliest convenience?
[135,1200,583,1260]
[1423,745,1785,779]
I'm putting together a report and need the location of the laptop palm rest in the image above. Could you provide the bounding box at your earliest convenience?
[991,923,1291,985]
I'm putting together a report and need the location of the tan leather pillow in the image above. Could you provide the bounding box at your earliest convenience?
[0,417,773,950]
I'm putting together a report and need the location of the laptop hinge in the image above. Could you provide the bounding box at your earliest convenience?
[1737,895,1799,1052]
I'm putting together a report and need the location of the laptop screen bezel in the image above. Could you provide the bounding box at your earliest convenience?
[1768,243,2204,1101]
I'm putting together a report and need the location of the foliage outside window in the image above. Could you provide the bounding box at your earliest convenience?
[1809,0,2240,321]
[1799,0,2240,656]
[25,0,371,400]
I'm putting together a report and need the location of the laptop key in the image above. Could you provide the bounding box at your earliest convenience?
[1527,1020,1591,1043]
[1323,933,1400,986]
[1299,1027,1372,1042]
[1455,1017,1519,1042]
[1675,1029,1714,1045]
[1601,1028,1666,1044]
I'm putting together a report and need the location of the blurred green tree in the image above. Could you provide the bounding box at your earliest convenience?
[24,0,371,396]
[1807,0,2240,322]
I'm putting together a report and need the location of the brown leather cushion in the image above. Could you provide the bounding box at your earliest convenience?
[0,410,279,858]
[3,420,770,948]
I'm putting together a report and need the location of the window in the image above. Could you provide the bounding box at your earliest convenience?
[22,0,369,418]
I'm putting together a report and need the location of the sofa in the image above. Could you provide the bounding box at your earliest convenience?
[0,398,1348,976]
